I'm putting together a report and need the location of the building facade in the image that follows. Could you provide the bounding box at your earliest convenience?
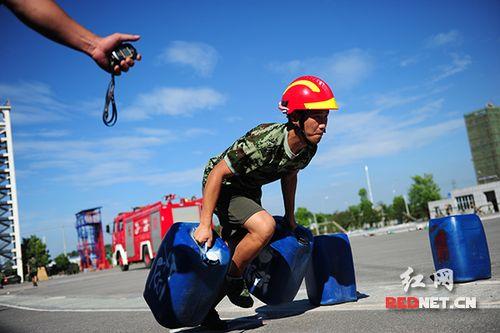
[464,103,500,184]
[428,181,500,219]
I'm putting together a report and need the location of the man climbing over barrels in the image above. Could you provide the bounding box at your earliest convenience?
[194,75,339,329]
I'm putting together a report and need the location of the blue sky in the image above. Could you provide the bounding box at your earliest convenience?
[1,0,499,257]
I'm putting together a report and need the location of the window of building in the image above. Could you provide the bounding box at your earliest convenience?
[456,194,475,211]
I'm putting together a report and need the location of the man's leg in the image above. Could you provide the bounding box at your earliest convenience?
[200,228,248,330]
[201,197,275,328]
[222,210,275,309]
[228,210,275,277]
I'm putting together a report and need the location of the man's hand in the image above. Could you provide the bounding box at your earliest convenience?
[193,224,213,248]
[90,33,142,75]
[4,0,142,75]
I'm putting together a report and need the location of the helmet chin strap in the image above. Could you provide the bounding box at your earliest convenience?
[293,112,316,147]
[280,103,317,147]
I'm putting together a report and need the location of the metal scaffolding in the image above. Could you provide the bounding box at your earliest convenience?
[76,207,110,270]
[0,103,23,282]
[465,103,500,184]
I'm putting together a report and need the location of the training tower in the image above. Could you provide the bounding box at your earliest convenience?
[0,103,23,282]
[75,207,110,270]
[465,103,500,184]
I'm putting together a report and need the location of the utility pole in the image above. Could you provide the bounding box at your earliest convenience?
[364,165,374,203]
[62,226,67,256]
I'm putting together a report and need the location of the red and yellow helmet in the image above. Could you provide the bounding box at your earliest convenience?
[279,75,338,115]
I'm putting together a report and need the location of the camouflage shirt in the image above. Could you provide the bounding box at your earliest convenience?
[203,123,317,199]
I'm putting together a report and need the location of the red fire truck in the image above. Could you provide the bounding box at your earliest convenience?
[107,194,203,271]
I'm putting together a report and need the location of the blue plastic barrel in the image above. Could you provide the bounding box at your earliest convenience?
[428,214,491,282]
[143,222,230,329]
[305,233,357,306]
[244,216,314,305]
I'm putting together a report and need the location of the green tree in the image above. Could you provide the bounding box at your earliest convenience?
[408,174,441,219]
[332,210,356,230]
[0,260,16,277]
[347,205,362,229]
[358,188,379,227]
[392,195,407,223]
[315,213,333,223]
[358,188,369,201]
[295,207,313,227]
[378,203,392,222]
[21,235,50,275]
[54,253,70,273]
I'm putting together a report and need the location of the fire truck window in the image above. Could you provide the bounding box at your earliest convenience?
[119,221,123,231]
[172,206,201,223]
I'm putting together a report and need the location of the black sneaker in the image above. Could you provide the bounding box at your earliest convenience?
[200,308,227,331]
[225,275,254,308]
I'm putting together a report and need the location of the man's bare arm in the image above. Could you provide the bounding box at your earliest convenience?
[194,160,233,247]
[4,0,141,74]
[281,170,299,229]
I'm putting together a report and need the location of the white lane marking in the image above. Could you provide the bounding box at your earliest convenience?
[47,296,66,300]
[0,303,150,312]
[1,301,499,313]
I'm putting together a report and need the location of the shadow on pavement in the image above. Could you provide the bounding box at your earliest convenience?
[255,299,317,319]
[357,291,369,300]
[176,299,316,332]
[177,294,370,332]
[176,314,264,332]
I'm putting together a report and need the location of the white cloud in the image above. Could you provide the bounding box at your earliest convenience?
[394,99,445,128]
[224,116,243,123]
[315,90,461,167]
[16,127,209,188]
[135,127,173,137]
[400,54,422,67]
[158,41,219,77]
[268,49,373,90]
[0,82,105,125]
[140,167,204,187]
[315,116,462,166]
[0,81,71,125]
[373,92,425,110]
[15,129,70,138]
[185,128,216,137]
[431,53,471,82]
[122,87,226,120]
[425,30,462,48]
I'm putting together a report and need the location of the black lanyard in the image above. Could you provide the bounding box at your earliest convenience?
[103,74,117,127]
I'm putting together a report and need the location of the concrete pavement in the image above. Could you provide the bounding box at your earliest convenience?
[1,217,499,332]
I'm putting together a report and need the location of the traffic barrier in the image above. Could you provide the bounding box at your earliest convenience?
[244,216,313,305]
[428,214,491,282]
[305,233,357,305]
[143,222,230,328]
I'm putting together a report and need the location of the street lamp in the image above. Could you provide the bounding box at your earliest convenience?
[364,165,374,203]
[403,194,410,215]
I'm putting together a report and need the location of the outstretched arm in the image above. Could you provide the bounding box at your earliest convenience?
[281,170,299,230]
[4,0,141,74]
